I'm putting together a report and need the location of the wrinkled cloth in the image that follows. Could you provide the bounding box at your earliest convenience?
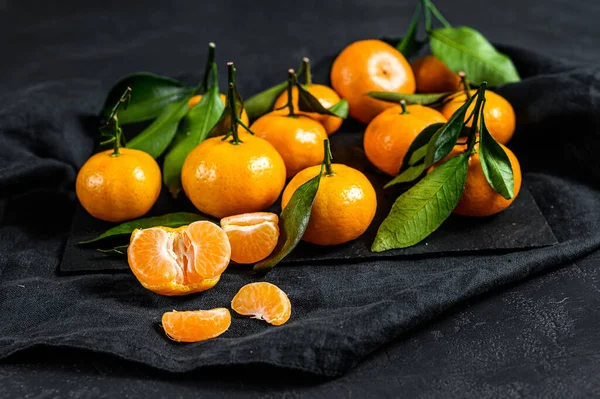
[1,43,599,377]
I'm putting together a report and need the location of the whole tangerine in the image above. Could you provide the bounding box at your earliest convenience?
[181,133,286,219]
[251,112,327,178]
[411,55,461,93]
[441,90,516,144]
[272,84,343,135]
[434,143,522,217]
[330,39,416,124]
[364,103,447,176]
[76,147,161,223]
[281,140,377,245]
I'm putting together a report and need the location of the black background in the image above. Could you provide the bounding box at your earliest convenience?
[1,0,600,397]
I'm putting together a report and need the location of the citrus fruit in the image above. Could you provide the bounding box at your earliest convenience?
[231,282,291,326]
[220,212,279,264]
[272,84,343,134]
[435,143,522,216]
[281,143,377,245]
[162,308,231,342]
[181,134,286,219]
[441,90,516,144]
[330,39,416,124]
[250,112,327,178]
[127,221,231,295]
[76,147,161,223]
[364,103,447,176]
[411,55,461,94]
[188,93,250,127]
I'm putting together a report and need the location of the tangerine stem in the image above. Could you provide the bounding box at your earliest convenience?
[400,100,409,114]
[302,57,312,86]
[200,42,216,94]
[323,139,334,176]
[285,69,297,117]
[458,72,471,99]
[105,87,131,156]
[227,62,242,145]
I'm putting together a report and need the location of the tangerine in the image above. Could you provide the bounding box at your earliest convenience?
[250,112,327,178]
[220,212,280,264]
[231,282,291,326]
[162,308,231,342]
[76,147,161,223]
[330,39,416,124]
[281,140,377,245]
[435,143,522,216]
[181,133,286,219]
[441,90,516,144]
[411,55,461,93]
[272,84,343,135]
[364,103,447,176]
[127,221,231,295]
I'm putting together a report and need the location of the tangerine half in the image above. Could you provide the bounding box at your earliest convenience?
[127,221,231,295]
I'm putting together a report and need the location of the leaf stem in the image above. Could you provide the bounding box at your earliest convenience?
[285,69,297,117]
[302,57,312,86]
[323,139,334,176]
[400,100,409,114]
[423,0,432,31]
[226,62,242,145]
[201,42,216,94]
[467,82,487,153]
[426,0,451,28]
[458,72,472,99]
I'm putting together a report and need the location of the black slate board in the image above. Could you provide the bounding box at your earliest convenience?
[60,126,557,273]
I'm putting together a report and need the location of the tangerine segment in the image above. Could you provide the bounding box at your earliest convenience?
[220,213,280,264]
[231,282,291,326]
[128,221,231,295]
[162,308,231,342]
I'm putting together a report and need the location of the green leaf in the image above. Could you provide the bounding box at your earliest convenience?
[367,91,453,106]
[396,2,424,58]
[98,245,129,256]
[384,164,426,188]
[296,84,347,118]
[78,212,211,246]
[372,153,469,251]
[327,99,349,118]
[244,81,287,121]
[207,89,245,138]
[425,94,477,166]
[100,73,193,124]
[163,82,225,197]
[384,123,445,188]
[478,111,514,200]
[429,26,521,86]
[254,166,323,273]
[402,123,446,169]
[126,96,191,158]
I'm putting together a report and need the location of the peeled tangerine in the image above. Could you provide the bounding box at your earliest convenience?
[127,221,231,296]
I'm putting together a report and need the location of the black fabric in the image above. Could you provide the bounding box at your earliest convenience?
[2,1,600,381]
